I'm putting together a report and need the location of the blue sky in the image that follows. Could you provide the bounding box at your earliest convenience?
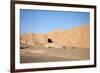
[20,9,90,34]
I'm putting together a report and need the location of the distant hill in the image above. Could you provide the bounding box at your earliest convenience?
[20,24,90,48]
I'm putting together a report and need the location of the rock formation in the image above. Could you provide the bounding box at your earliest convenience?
[20,25,90,49]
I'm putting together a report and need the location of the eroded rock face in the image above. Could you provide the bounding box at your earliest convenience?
[20,33,48,46]
[20,25,90,49]
[47,25,90,48]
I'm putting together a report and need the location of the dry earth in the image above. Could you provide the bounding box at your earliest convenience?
[20,46,89,63]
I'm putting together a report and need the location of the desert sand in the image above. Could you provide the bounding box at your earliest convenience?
[20,46,89,63]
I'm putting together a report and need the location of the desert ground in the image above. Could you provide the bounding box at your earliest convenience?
[20,46,89,63]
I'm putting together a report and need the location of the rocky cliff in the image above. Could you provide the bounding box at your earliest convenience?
[20,25,90,48]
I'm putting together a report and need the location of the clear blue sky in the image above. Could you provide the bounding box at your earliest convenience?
[20,9,90,34]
